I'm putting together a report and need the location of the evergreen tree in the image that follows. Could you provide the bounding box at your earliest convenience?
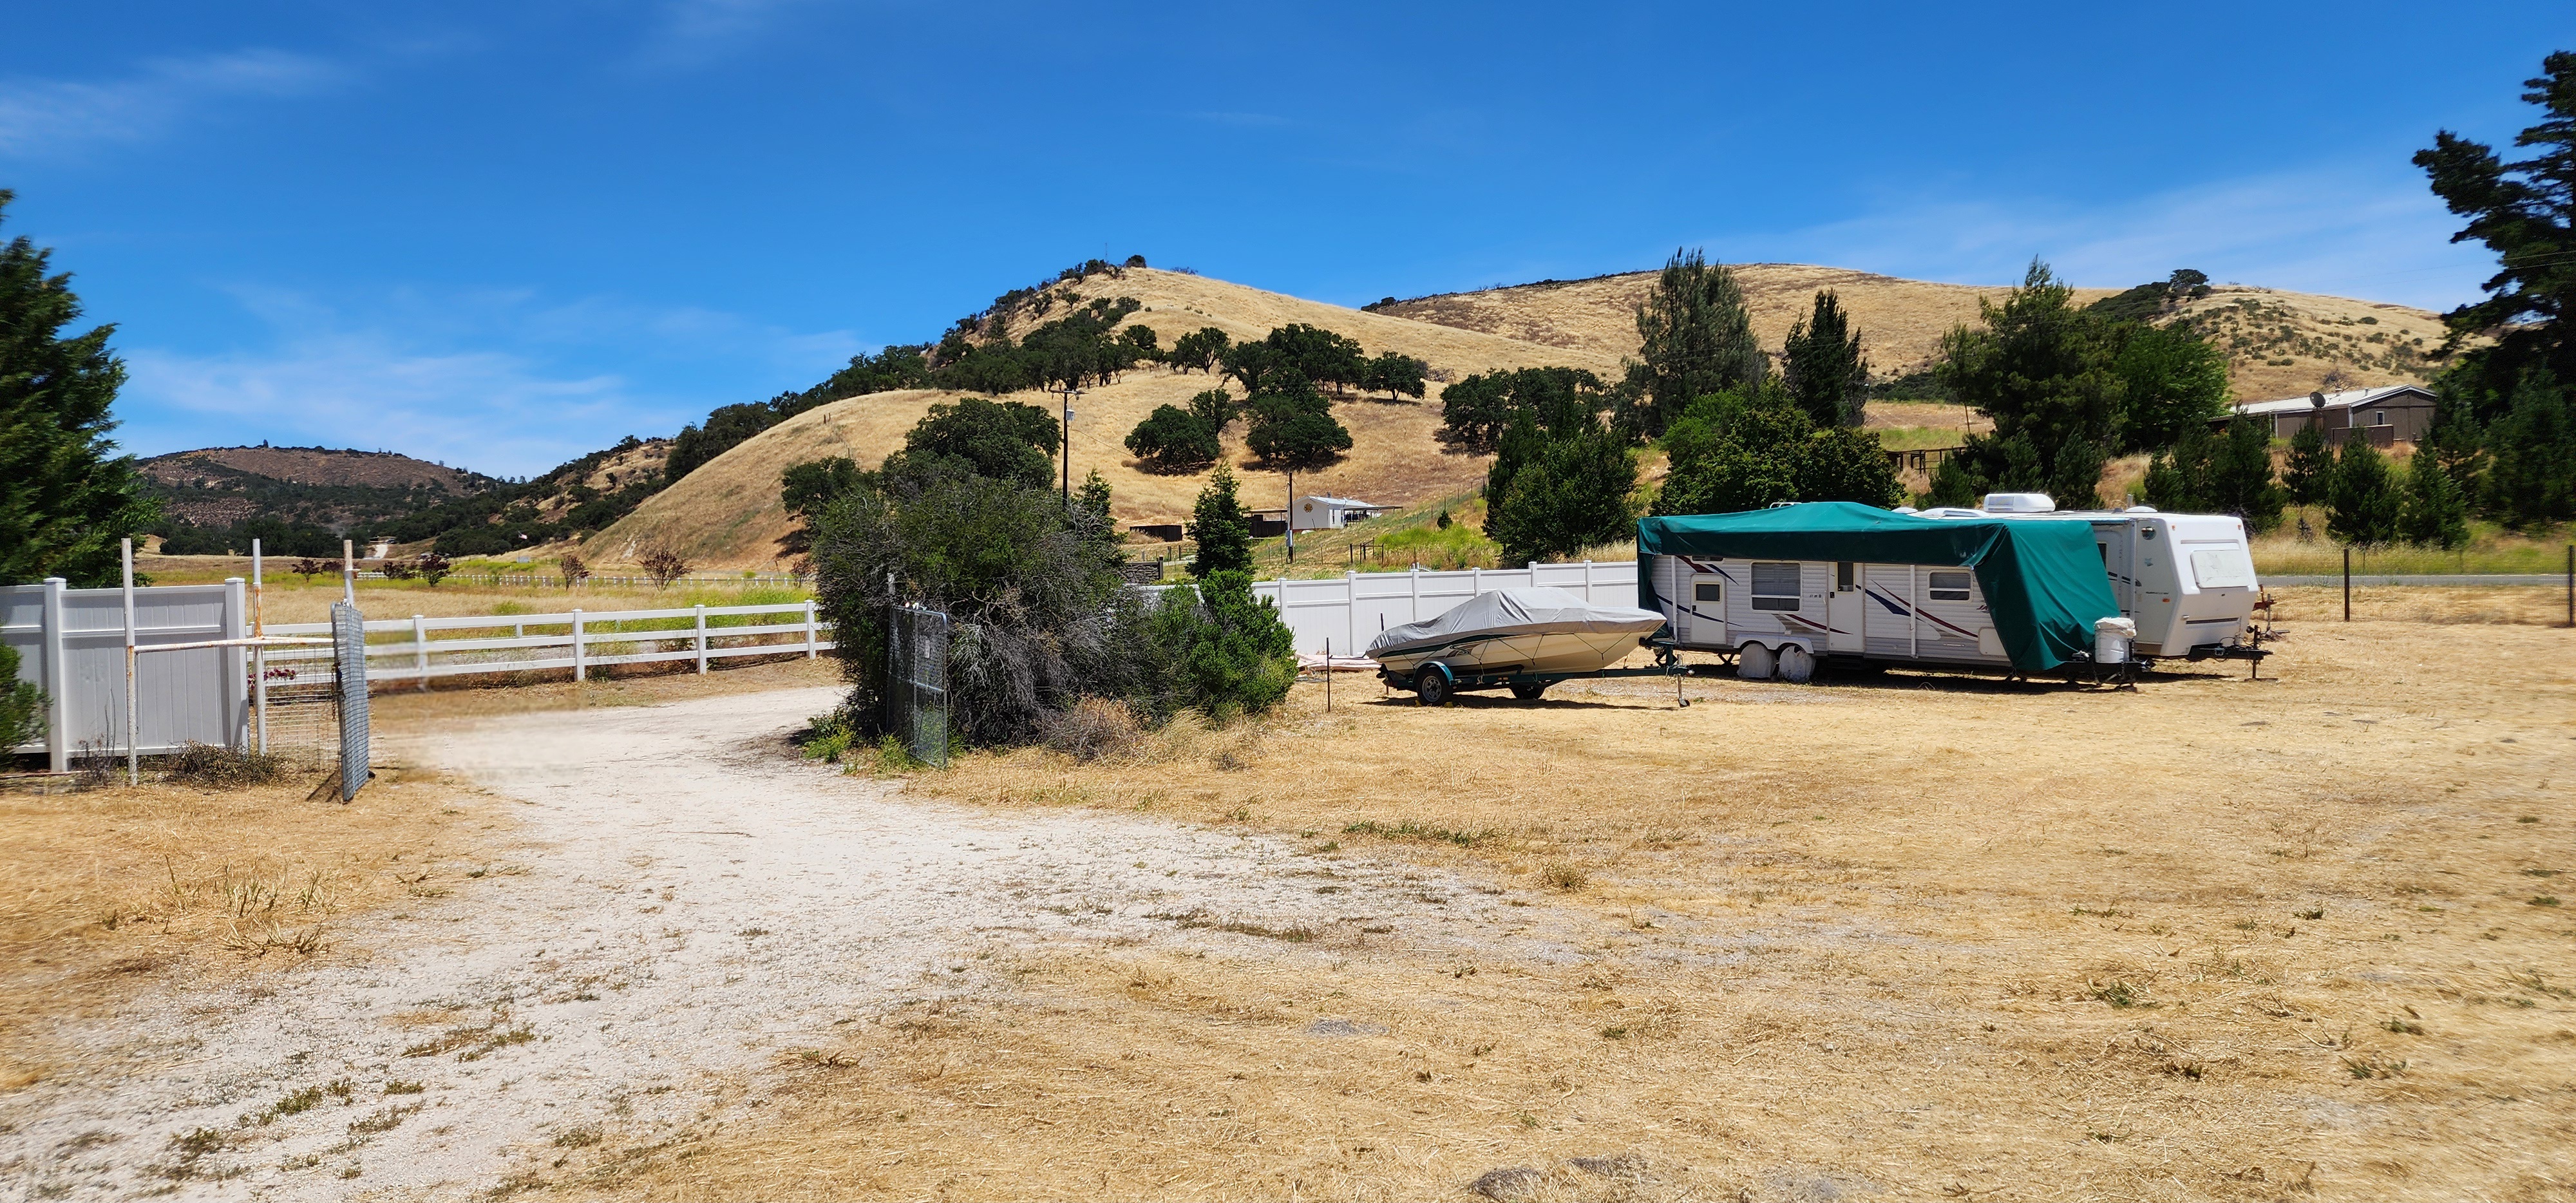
[2208,417,2285,531]
[2110,323,2231,451]
[2480,368,2576,527]
[2417,386,2486,498]
[1934,260,2123,486]
[1654,384,1899,515]
[2327,439,2403,547]
[2413,52,2576,417]
[2282,422,2333,505]
[2145,422,2215,511]
[0,191,158,587]
[0,643,41,752]
[1623,248,1765,435]
[1781,289,1868,428]
[1925,455,1982,508]
[2399,450,2472,549]
[1075,467,1113,526]
[2047,436,2110,510]
[1189,462,1253,578]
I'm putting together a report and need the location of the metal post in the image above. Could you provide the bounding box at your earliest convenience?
[2342,546,2351,622]
[2566,544,2572,629]
[694,603,708,674]
[1325,638,1332,712]
[1285,470,1296,564]
[251,540,267,754]
[413,614,429,690]
[572,609,586,683]
[343,539,356,605]
[805,600,819,658]
[122,538,137,786]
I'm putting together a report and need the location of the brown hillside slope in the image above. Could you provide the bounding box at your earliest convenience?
[1376,266,2447,400]
[140,446,481,493]
[589,270,1613,568]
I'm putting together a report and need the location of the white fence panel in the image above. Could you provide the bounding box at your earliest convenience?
[267,600,829,685]
[3,578,249,770]
[1150,560,1641,656]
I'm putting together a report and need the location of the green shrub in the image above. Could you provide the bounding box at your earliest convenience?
[1157,571,1296,722]
[0,644,42,753]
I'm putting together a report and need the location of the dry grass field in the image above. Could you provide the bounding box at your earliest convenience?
[601,605,2575,1202]
[0,765,495,1095]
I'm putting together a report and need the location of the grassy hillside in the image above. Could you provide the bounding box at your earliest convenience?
[138,446,496,532]
[1374,266,2447,401]
[589,270,1613,568]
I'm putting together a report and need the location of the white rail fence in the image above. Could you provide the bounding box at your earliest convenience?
[266,600,828,687]
[1153,560,1642,656]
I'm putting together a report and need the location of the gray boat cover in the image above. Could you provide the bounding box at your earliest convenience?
[1366,587,1667,658]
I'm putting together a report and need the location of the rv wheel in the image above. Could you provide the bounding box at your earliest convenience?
[1510,681,1547,701]
[1414,665,1452,707]
[1738,643,1775,680]
[1776,644,1816,684]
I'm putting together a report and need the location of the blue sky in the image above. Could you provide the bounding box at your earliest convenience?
[2,2,2562,477]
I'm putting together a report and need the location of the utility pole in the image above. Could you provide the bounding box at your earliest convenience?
[1285,468,1296,564]
[1060,386,1081,502]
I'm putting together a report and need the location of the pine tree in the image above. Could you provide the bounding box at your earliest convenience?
[2327,439,2402,547]
[1623,249,1764,435]
[1486,426,1638,565]
[1781,289,1868,428]
[2209,417,2285,531]
[1075,467,1113,525]
[1189,463,1253,578]
[2413,52,2576,417]
[1933,260,2123,485]
[0,191,158,587]
[2479,369,2576,527]
[2398,450,2471,549]
[2281,422,2333,506]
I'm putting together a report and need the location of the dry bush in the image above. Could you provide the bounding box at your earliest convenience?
[159,741,296,789]
[1040,697,1145,763]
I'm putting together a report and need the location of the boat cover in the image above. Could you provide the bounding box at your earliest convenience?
[1636,502,2120,672]
[1367,587,1667,659]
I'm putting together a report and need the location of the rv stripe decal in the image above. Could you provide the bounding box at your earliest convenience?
[1860,586,1978,639]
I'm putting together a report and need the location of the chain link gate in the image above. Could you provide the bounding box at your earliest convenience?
[330,601,372,800]
[885,604,949,767]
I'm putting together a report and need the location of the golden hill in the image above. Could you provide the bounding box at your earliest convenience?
[587,265,2453,569]
[588,269,1613,568]
[1375,265,2447,400]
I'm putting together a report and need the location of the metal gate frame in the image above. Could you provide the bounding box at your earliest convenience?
[331,602,372,801]
[885,605,949,768]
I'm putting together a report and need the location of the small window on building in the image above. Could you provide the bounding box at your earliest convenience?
[1751,562,1802,611]
[1692,582,1723,603]
[2372,410,2388,426]
[1927,571,1972,602]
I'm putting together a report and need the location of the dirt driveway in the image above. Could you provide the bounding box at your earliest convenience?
[0,687,1566,1200]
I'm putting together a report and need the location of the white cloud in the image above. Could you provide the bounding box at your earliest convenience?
[0,49,345,156]
[116,285,866,477]
[1751,162,2496,312]
[632,0,819,70]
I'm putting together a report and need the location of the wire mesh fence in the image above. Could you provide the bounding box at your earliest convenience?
[886,605,949,768]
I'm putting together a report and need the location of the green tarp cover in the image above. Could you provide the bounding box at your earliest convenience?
[1635,502,2121,671]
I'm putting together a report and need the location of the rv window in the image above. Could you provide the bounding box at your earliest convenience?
[1692,582,1723,603]
[1835,562,1855,591]
[2186,546,2257,590]
[1927,571,1972,602]
[1751,562,1801,611]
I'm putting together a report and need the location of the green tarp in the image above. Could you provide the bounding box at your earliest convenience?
[1635,502,2121,671]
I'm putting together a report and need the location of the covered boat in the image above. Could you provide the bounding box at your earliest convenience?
[1367,587,1667,694]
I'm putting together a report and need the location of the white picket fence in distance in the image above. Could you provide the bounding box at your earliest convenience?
[1157,560,1643,657]
[265,600,828,685]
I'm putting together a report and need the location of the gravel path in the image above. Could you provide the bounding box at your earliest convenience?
[1,687,1551,1200]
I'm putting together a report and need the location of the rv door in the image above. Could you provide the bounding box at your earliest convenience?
[1683,573,1728,648]
[1826,562,1864,653]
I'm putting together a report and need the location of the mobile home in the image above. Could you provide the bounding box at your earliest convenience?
[1638,498,2262,681]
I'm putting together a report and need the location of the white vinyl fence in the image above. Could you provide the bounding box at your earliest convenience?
[1153,560,1642,656]
[266,600,828,686]
[3,577,251,772]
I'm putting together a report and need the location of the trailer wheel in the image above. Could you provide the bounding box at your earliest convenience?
[1414,665,1452,707]
[1776,644,1816,684]
[1738,642,1775,680]
[1509,681,1548,701]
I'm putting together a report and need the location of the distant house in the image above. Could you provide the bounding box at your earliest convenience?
[1247,510,1291,538]
[2224,384,2437,446]
[1289,495,1388,531]
[1125,522,1186,544]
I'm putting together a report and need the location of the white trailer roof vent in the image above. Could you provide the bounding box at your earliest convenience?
[2125,505,2157,513]
[1981,492,2056,513]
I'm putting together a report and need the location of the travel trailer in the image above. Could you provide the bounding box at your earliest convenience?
[1638,497,2263,681]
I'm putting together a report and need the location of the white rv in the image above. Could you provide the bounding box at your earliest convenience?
[1638,496,2264,681]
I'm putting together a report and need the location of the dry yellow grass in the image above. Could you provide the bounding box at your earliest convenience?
[586,612,2574,1201]
[0,765,495,1090]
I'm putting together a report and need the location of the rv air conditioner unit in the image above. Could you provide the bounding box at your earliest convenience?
[1981,493,2056,513]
